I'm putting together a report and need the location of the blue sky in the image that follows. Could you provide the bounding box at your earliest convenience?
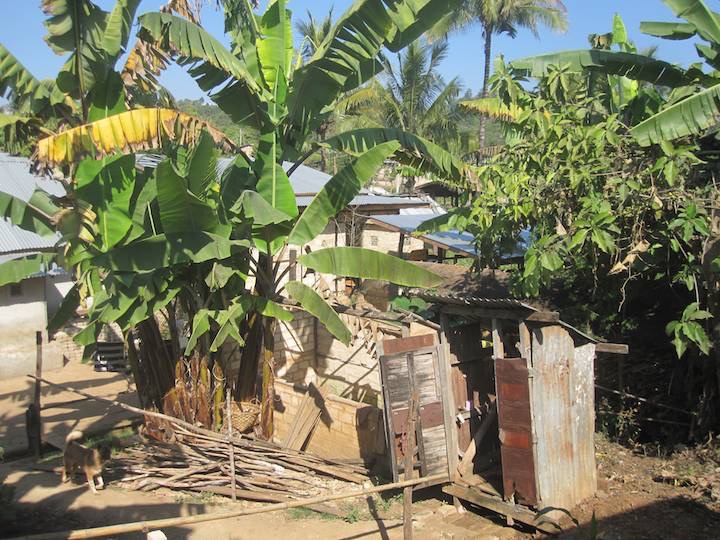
[1,0,700,101]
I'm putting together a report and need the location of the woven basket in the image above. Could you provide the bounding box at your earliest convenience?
[229,400,260,433]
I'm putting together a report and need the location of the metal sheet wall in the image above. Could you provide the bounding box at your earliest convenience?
[530,325,597,510]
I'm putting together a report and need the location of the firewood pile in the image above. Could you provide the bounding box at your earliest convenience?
[108,419,368,503]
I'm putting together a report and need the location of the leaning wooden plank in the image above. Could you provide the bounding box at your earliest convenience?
[442,484,556,533]
[455,403,497,480]
[283,382,326,451]
[10,473,449,540]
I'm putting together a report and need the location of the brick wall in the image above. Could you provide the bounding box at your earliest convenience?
[314,316,402,407]
[51,317,88,365]
[273,380,386,465]
[274,309,316,385]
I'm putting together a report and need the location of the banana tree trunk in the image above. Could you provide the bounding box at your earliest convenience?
[235,312,262,399]
[478,28,493,150]
[259,315,277,439]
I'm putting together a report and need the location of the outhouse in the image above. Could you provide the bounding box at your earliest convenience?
[375,267,627,529]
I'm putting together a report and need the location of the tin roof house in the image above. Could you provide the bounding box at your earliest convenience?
[0,153,75,378]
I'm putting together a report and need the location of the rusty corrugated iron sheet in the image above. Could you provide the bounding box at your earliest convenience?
[530,325,597,510]
[495,357,538,505]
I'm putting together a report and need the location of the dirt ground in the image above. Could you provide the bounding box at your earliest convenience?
[0,450,515,540]
[553,435,720,539]
[4,434,720,539]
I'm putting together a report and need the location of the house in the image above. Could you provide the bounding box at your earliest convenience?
[0,153,76,378]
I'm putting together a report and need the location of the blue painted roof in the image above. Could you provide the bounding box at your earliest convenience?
[369,213,478,256]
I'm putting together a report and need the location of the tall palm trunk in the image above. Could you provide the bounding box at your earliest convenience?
[478,27,493,150]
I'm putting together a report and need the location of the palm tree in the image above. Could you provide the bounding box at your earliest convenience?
[434,0,567,147]
[343,40,465,190]
[295,9,334,60]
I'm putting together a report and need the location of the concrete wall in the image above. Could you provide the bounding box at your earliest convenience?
[0,277,54,377]
[360,223,425,257]
[44,274,74,320]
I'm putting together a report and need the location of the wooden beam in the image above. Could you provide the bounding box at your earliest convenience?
[442,484,557,533]
[441,305,560,324]
[403,392,419,540]
[525,311,560,323]
[455,404,497,481]
[595,342,629,354]
[438,313,461,511]
[442,305,523,321]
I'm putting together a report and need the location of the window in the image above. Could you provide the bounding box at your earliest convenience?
[370,235,378,246]
[10,283,22,297]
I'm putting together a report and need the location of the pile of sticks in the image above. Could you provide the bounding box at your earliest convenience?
[110,421,368,503]
[27,375,366,506]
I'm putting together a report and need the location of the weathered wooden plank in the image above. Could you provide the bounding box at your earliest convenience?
[382,334,435,355]
[595,342,629,354]
[531,325,577,510]
[571,342,598,503]
[442,484,557,533]
[438,315,461,485]
[456,404,497,480]
[492,319,504,360]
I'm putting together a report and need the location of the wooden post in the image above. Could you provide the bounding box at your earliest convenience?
[438,312,462,511]
[403,391,419,540]
[398,232,406,259]
[491,319,504,360]
[27,331,43,457]
[226,389,236,502]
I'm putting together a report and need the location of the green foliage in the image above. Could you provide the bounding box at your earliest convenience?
[435,47,716,360]
[666,303,713,357]
[9,0,461,439]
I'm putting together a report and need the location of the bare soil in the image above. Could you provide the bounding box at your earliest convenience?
[553,435,720,539]
[4,435,720,539]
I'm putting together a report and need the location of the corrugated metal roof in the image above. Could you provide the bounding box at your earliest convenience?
[413,289,537,310]
[0,218,59,255]
[0,153,64,256]
[414,289,598,343]
[137,153,429,209]
[0,153,66,199]
[369,213,477,256]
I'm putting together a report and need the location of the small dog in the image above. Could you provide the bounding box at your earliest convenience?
[61,430,104,494]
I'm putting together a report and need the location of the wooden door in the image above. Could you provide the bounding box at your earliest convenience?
[494,357,538,505]
[379,334,449,482]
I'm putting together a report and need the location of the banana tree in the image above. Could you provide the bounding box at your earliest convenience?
[35,0,473,438]
[0,0,225,290]
[508,0,720,146]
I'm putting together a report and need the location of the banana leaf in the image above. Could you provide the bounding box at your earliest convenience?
[630,83,720,146]
[285,280,351,345]
[95,232,250,271]
[288,140,400,246]
[0,253,56,287]
[36,108,236,165]
[511,49,703,88]
[299,246,443,288]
